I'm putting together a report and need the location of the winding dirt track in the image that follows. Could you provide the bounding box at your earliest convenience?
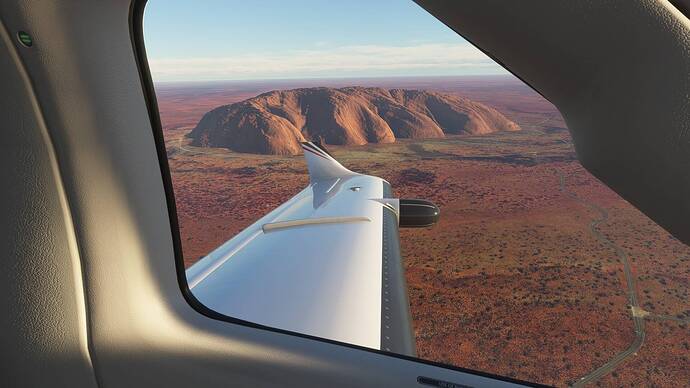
[558,173,645,387]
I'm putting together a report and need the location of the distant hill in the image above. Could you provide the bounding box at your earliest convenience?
[187,87,520,155]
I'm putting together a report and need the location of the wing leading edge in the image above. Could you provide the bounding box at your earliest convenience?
[187,141,416,355]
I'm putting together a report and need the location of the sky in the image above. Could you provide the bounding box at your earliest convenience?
[143,0,506,82]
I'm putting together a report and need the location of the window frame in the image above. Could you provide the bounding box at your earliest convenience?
[128,1,546,386]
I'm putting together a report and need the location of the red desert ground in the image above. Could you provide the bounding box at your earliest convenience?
[155,75,690,387]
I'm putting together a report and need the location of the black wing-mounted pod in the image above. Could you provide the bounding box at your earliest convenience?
[398,199,440,228]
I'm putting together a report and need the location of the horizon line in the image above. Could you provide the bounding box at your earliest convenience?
[152,73,518,85]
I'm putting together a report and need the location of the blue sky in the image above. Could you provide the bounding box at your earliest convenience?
[144,0,506,81]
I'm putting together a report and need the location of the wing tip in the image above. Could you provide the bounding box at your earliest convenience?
[300,140,354,181]
[301,140,333,159]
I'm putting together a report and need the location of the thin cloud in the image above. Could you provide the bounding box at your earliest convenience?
[149,43,506,81]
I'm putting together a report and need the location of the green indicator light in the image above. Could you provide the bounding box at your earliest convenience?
[17,31,33,47]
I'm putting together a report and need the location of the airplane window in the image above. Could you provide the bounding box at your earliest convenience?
[143,1,690,386]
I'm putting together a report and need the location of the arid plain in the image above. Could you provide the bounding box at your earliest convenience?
[155,76,689,387]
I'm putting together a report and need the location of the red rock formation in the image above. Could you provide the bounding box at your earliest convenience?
[188,87,520,155]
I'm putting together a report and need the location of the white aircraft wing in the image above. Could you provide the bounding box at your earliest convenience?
[187,141,439,355]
